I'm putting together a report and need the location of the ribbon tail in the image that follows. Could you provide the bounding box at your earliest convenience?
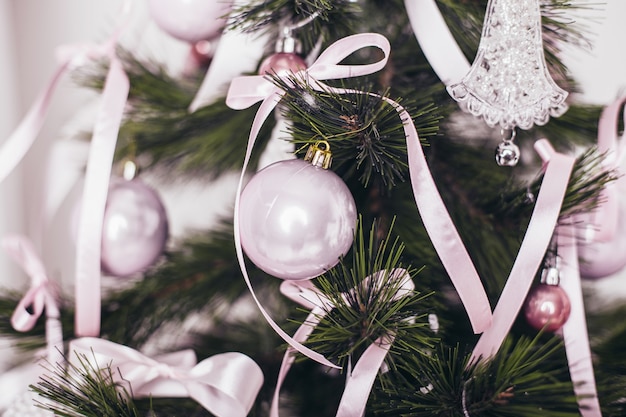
[558,225,602,417]
[0,60,70,184]
[270,306,327,417]
[404,0,470,86]
[335,334,394,417]
[400,99,492,333]
[74,58,129,337]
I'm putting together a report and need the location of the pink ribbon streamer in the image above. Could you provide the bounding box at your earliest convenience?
[226,33,493,370]
[557,224,602,417]
[271,269,413,417]
[69,337,263,417]
[403,0,470,86]
[73,55,129,337]
[470,139,575,363]
[580,96,626,243]
[3,235,63,364]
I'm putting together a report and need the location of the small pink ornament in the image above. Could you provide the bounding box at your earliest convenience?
[577,202,626,279]
[258,28,307,76]
[101,178,168,277]
[148,0,232,43]
[259,53,307,76]
[239,157,356,280]
[523,268,571,332]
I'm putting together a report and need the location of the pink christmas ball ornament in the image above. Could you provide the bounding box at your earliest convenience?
[259,53,307,76]
[101,179,169,277]
[148,0,233,43]
[239,159,357,280]
[523,283,571,332]
[577,203,626,279]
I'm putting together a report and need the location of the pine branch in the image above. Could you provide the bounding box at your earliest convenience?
[274,75,440,190]
[303,218,438,372]
[228,0,359,53]
[374,335,579,417]
[74,50,276,180]
[99,219,276,347]
[31,353,142,417]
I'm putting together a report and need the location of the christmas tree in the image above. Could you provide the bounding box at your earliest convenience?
[1,0,625,416]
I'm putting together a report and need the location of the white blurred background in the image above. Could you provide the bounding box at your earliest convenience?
[0,0,625,367]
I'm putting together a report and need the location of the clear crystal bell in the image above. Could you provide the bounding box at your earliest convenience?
[447,0,568,130]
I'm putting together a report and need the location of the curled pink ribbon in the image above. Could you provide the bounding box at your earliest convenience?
[469,139,575,363]
[3,235,63,364]
[226,33,493,369]
[272,269,414,417]
[69,337,263,417]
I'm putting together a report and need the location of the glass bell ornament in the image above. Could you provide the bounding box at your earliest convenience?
[447,0,568,131]
[258,27,307,76]
[239,141,357,280]
[147,0,233,43]
[523,266,571,332]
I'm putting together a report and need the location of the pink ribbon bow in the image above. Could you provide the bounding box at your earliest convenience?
[3,235,63,364]
[272,269,414,417]
[69,337,263,417]
[227,32,493,370]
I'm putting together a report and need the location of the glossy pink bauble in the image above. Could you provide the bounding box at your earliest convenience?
[101,179,168,277]
[148,0,232,43]
[523,284,571,332]
[578,204,626,279]
[259,53,307,76]
[239,159,357,280]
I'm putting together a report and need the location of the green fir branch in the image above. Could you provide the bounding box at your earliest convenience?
[304,218,438,372]
[31,353,142,417]
[274,75,440,190]
[374,335,579,417]
[228,0,359,53]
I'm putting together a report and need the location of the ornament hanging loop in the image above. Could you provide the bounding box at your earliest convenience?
[304,140,333,169]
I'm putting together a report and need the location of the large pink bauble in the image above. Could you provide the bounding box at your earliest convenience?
[578,204,626,279]
[101,179,168,277]
[259,53,307,76]
[148,0,232,43]
[239,159,357,280]
[523,284,571,332]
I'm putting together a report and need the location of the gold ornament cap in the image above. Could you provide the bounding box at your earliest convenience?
[304,140,333,169]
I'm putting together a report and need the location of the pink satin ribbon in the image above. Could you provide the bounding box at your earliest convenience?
[403,0,470,86]
[226,33,493,370]
[73,55,129,337]
[271,269,413,417]
[68,337,263,417]
[3,235,64,364]
[470,139,575,362]
[557,224,602,417]
[580,96,626,243]
[72,2,133,337]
